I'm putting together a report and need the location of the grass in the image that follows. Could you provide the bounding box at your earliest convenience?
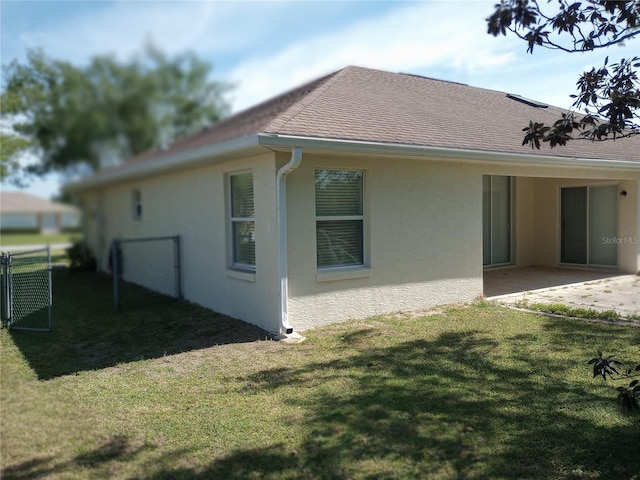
[0,231,80,248]
[1,270,639,479]
[515,299,623,322]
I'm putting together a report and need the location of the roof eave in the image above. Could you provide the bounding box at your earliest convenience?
[257,133,640,171]
[65,134,266,192]
[63,130,639,194]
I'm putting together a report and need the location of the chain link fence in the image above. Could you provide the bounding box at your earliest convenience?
[111,236,182,310]
[1,247,52,331]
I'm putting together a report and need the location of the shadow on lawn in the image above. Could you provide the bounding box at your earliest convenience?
[1,435,158,480]
[8,269,273,380]
[201,326,640,479]
[148,319,638,479]
[6,293,640,478]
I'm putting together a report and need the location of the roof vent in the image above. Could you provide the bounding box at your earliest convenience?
[506,93,548,108]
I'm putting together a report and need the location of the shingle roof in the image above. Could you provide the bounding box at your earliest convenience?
[0,192,78,214]
[104,65,640,169]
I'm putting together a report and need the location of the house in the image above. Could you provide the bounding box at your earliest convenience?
[0,191,80,234]
[66,66,640,334]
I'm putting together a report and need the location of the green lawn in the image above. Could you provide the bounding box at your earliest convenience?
[0,231,80,248]
[1,269,639,479]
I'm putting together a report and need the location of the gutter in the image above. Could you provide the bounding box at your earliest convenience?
[258,133,640,170]
[66,130,639,193]
[275,147,302,334]
[65,134,264,192]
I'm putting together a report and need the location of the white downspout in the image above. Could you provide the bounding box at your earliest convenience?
[276,147,302,334]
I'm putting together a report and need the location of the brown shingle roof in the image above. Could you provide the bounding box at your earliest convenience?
[0,192,78,214]
[101,65,640,170]
[126,70,340,165]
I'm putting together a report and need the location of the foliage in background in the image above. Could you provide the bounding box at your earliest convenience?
[0,45,230,185]
[66,241,96,273]
[0,132,34,185]
[487,0,639,148]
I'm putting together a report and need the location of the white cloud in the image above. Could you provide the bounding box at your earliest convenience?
[227,2,521,112]
[15,0,292,64]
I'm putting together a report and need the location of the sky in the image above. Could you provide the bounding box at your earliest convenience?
[2,0,639,199]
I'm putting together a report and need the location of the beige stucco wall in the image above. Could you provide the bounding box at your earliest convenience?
[76,149,640,334]
[283,153,484,331]
[78,153,283,333]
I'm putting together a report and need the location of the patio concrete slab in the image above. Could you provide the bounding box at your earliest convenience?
[485,267,640,320]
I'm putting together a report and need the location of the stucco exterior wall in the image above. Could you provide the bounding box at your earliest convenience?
[284,153,484,331]
[615,179,640,273]
[79,153,283,333]
[75,149,639,334]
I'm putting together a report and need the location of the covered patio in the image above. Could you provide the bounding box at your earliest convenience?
[484,266,640,319]
[484,266,622,297]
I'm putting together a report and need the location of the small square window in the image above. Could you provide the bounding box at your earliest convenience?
[132,189,142,221]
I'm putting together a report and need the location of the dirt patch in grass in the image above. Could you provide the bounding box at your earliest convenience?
[7,269,279,380]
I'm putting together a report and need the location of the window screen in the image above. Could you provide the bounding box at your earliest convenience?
[315,170,364,268]
[230,172,255,268]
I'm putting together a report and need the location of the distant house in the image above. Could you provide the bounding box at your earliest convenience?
[0,191,80,234]
[66,66,640,334]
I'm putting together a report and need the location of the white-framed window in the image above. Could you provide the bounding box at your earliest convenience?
[229,172,256,270]
[131,189,142,221]
[315,169,364,268]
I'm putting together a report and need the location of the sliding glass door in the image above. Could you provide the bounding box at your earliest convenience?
[560,187,588,264]
[561,185,617,266]
[483,175,512,266]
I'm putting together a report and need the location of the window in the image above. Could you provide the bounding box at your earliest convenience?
[229,172,255,269]
[132,189,142,221]
[315,169,364,268]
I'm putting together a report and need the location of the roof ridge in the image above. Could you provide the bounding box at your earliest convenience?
[399,71,468,86]
[264,67,351,132]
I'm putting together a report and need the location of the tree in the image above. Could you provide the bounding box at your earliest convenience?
[487,0,640,148]
[1,45,230,184]
[0,131,34,186]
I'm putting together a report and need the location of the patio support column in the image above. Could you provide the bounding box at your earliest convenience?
[617,179,640,273]
[635,180,640,273]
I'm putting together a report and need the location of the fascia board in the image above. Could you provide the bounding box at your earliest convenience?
[65,134,264,192]
[257,133,640,171]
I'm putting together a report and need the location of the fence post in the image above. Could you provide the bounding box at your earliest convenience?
[6,254,12,327]
[174,236,182,300]
[112,240,120,311]
[47,245,53,331]
[1,253,8,326]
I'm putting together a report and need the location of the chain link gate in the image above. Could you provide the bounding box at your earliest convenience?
[1,246,53,331]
